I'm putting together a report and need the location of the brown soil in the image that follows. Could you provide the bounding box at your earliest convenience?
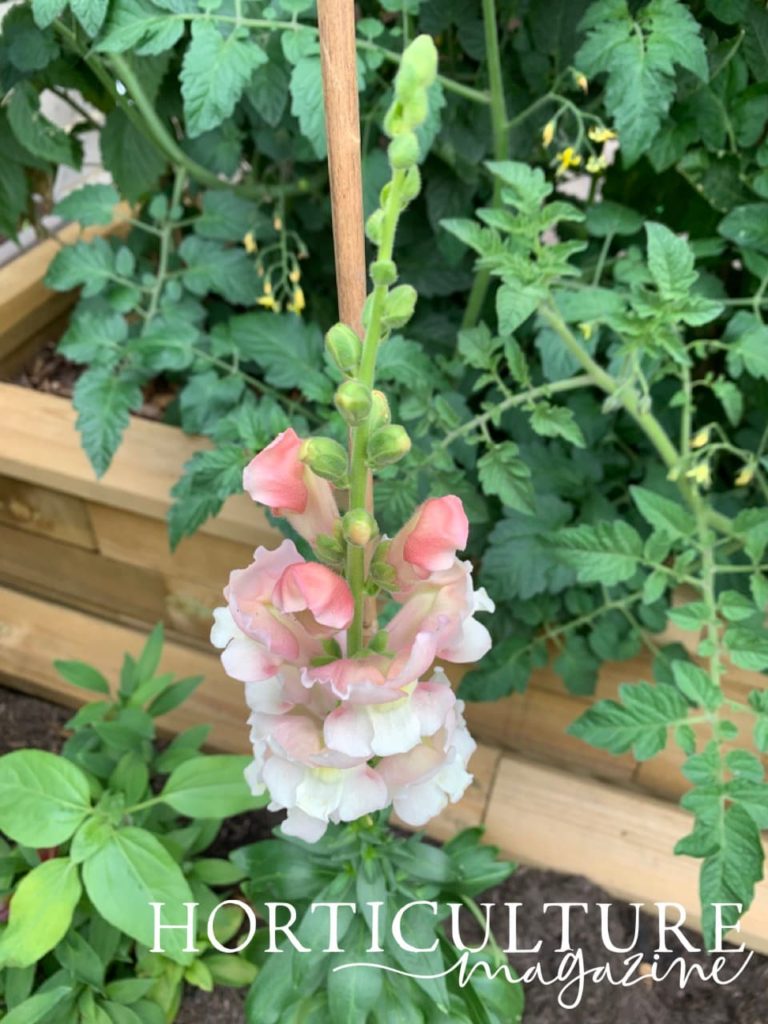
[8,340,177,421]
[1,679,766,1023]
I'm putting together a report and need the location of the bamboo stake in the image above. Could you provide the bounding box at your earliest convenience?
[317,0,367,337]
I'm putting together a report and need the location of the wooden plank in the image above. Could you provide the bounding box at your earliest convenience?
[0,383,272,547]
[0,477,96,549]
[88,503,257,586]
[484,755,768,954]
[0,585,485,836]
[0,522,168,630]
[0,209,132,370]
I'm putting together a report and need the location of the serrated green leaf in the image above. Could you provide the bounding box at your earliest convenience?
[645,221,698,297]
[629,485,691,538]
[96,0,185,55]
[530,402,585,447]
[569,681,690,759]
[576,0,708,165]
[55,184,120,227]
[724,625,768,670]
[245,59,290,127]
[181,22,267,138]
[70,0,108,36]
[496,283,539,334]
[289,56,326,157]
[671,660,722,710]
[168,446,247,548]
[45,237,115,297]
[101,108,166,202]
[73,368,143,477]
[719,203,768,253]
[179,236,258,305]
[8,81,82,167]
[477,442,535,514]
[553,520,643,585]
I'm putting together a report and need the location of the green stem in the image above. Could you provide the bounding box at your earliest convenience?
[539,304,733,537]
[461,0,510,331]
[346,171,406,654]
[436,374,592,452]
[145,166,186,323]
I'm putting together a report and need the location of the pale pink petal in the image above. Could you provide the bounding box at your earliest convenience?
[337,767,388,820]
[221,633,282,682]
[243,429,306,512]
[403,496,468,573]
[273,562,354,631]
[323,705,375,758]
[281,807,328,843]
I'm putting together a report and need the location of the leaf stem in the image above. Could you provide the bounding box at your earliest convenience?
[461,0,510,330]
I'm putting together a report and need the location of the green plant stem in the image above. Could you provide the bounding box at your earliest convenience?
[145,166,186,322]
[539,304,734,538]
[346,171,406,654]
[198,351,322,423]
[437,374,593,452]
[461,0,510,331]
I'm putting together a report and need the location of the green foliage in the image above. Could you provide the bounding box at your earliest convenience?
[0,627,264,1020]
[237,820,521,1024]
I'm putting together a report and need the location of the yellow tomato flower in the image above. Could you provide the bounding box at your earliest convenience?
[586,155,607,174]
[273,216,283,232]
[243,231,257,254]
[735,465,755,487]
[287,286,306,314]
[588,126,617,143]
[289,267,301,284]
[555,147,582,176]
[686,462,712,487]
[257,293,280,312]
[690,427,710,450]
[578,321,593,340]
[575,72,589,93]
[542,120,555,147]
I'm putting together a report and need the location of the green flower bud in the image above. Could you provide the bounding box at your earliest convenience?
[366,209,384,244]
[342,509,378,547]
[325,323,361,377]
[396,35,438,95]
[299,437,349,486]
[370,390,391,431]
[388,132,420,169]
[382,284,417,330]
[334,380,372,426]
[400,165,422,206]
[315,531,346,567]
[368,629,390,654]
[367,424,411,468]
[370,259,397,286]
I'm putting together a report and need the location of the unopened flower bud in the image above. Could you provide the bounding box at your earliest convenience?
[325,323,361,377]
[315,530,346,566]
[370,390,391,431]
[388,132,420,169]
[400,165,422,205]
[343,509,378,547]
[335,380,372,425]
[299,437,349,486]
[382,284,417,330]
[395,35,438,101]
[369,629,389,653]
[366,209,384,244]
[367,425,411,468]
[370,259,397,286]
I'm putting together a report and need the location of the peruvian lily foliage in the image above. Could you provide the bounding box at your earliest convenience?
[212,440,491,842]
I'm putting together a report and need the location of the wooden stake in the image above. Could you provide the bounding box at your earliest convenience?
[317,0,367,337]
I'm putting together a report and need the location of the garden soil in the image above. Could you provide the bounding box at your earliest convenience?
[2,680,766,1024]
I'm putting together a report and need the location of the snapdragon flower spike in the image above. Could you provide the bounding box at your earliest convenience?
[212,32,489,843]
[212,473,490,841]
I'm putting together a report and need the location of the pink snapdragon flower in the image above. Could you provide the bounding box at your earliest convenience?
[243,428,339,543]
[386,495,469,592]
[211,540,353,682]
[212,434,492,843]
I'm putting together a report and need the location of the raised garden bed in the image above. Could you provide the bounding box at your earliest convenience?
[2,232,768,952]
